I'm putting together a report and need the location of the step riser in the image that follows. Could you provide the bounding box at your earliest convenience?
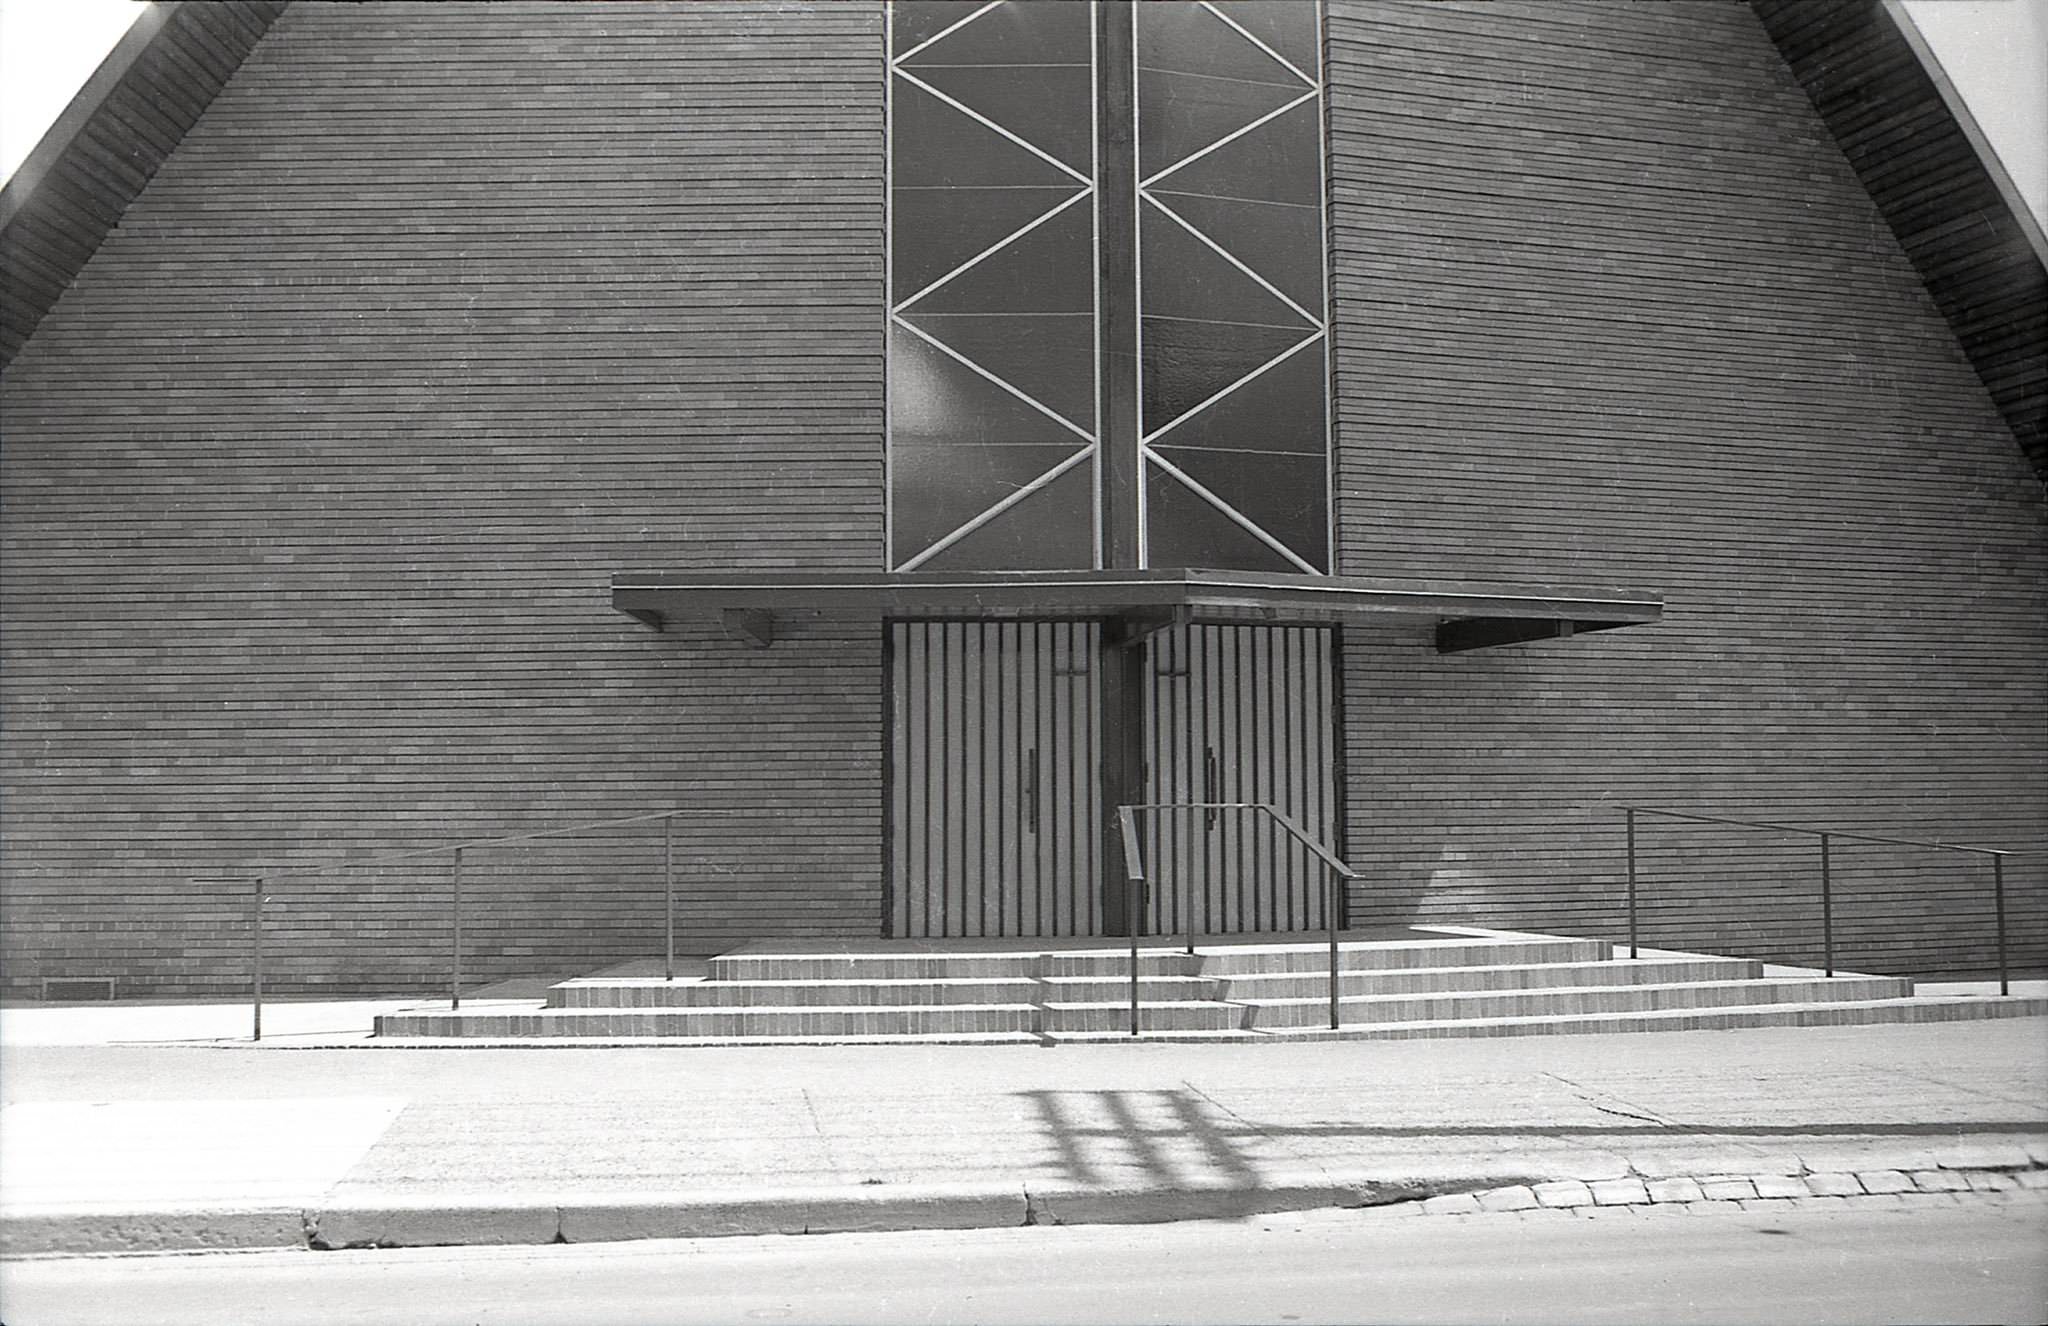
[1043,1008,1243,1033]
[1243,978,1915,1028]
[377,1007,1041,1038]
[711,939,1606,983]
[708,956,1199,982]
[554,981,1032,1009]
[1197,940,1608,975]
[1270,997,2048,1041]
[1217,960,1765,1000]
[552,977,1221,1009]
[374,995,2048,1042]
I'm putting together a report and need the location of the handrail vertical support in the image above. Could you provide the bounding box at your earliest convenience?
[1119,806,1141,1037]
[1625,808,1638,959]
[251,876,264,1043]
[1327,868,1340,1031]
[451,847,464,1011]
[1820,832,1834,978]
[664,814,676,982]
[1994,853,2008,996]
[1129,853,1141,1037]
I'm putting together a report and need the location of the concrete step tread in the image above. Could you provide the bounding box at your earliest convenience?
[1219,957,1760,984]
[575,978,1043,991]
[365,1032,1051,1047]
[1235,975,1910,1008]
[1256,994,2048,1037]
[392,1002,1045,1020]
[714,938,1598,968]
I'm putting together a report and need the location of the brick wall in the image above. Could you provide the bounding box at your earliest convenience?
[0,1,888,995]
[1326,0,2048,977]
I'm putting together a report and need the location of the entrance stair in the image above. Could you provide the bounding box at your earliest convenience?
[372,926,2046,1044]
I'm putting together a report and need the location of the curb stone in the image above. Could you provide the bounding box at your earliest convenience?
[6,1159,2046,1257]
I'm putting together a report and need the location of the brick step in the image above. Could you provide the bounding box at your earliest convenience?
[548,974,1219,1009]
[374,1003,1042,1039]
[1215,957,1764,1000]
[706,952,1200,982]
[373,991,2048,1044]
[1251,994,2048,1041]
[1239,976,1914,1028]
[708,937,1603,983]
[1042,1001,1244,1033]
[1193,938,1608,975]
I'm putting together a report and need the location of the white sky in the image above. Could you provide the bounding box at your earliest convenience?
[0,0,2041,225]
[1902,0,2048,227]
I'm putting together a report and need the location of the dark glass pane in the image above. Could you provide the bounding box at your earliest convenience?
[892,441,1087,566]
[1142,319,1312,436]
[1140,196,1313,329]
[893,1,990,58]
[1145,335,1326,455]
[909,64,1095,174]
[1135,1,1307,86]
[902,312,1096,431]
[901,0,1092,68]
[892,77,1079,189]
[1137,68,1306,181]
[911,200,1093,316]
[1144,461,1300,573]
[1149,190,1323,311]
[1154,446,1328,570]
[1145,97,1321,204]
[918,458,1096,572]
[1205,0,1320,83]
[891,326,1085,448]
[892,186,1080,304]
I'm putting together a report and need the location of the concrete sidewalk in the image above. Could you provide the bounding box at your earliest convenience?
[2,993,2045,1255]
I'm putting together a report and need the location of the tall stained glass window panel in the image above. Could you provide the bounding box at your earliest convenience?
[888,1,1100,572]
[1137,0,1329,573]
[886,1,1328,575]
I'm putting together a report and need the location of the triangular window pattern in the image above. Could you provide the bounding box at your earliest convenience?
[889,1,1329,574]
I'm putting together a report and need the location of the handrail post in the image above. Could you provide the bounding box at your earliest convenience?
[1327,866,1340,1031]
[1129,827,1141,1039]
[1819,832,1834,978]
[664,813,676,982]
[1994,853,2008,996]
[251,876,265,1043]
[1625,808,1638,959]
[1118,805,1142,1037]
[450,847,463,1011]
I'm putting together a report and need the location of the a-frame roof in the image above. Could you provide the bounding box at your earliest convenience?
[1751,0,2047,479]
[1,0,2041,483]
[0,1,285,365]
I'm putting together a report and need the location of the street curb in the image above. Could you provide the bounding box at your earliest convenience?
[0,1208,307,1257]
[1,1173,1515,1256]
[7,1149,2046,1257]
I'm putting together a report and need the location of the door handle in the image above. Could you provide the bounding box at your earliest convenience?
[1204,748,1219,830]
[1023,747,1039,834]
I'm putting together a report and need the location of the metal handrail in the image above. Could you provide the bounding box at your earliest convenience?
[1116,802,1359,1036]
[1617,804,2019,994]
[198,806,737,1041]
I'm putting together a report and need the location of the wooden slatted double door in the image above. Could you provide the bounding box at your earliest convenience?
[886,620,1339,938]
